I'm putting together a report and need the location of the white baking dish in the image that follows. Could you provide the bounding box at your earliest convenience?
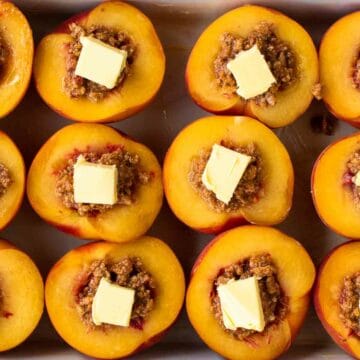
[1,0,358,358]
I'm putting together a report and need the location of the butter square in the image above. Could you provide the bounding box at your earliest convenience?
[73,155,118,205]
[353,172,360,186]
[226,44,276,99]
[75,36,128,89]
[92,278,135,327]
[201,144,252,204]
[217,276,265,332]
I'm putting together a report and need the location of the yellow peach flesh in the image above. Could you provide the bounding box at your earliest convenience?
[0,131,25,230]
[45,237,185,359]
[186,226,315,360]
[320,11,360,123]
[0,240,44,352]
[33,1,165,123]
[0,1,33,118]
[312,133,360,239]
[315,241,360,357]
[163,116,293,233]
[27,123,163,242]
[186,5,318,127]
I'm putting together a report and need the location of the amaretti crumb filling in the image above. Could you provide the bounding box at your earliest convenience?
[55,147,151,217]
[0,163,12,198]
[76,257,155,331]
[65,23,136,102]
[188,141,262,212]
[211,253,288,341]
[214,22,297,107]
[352,53,360,90]
[339,272,360,337]
[0,37,7,75]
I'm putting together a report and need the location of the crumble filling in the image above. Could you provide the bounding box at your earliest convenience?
[211,253,288,341]
[352,54,360,90]
[0,163,12,198]
[189,141,262,212]
[65,23,136,102]
[55,147,151,216]
[214,22,297,107]
[339,271,360,336]
[343,149,360,206]
[76,257,155,330]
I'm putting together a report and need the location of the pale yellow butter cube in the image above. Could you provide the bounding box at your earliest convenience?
[75,36,128,89]
[217,276,265,332]
[92,278,135,327]
[353,172,360,186]
[226,44,276,99]
[201,144,252,204]
[73,155,118,205]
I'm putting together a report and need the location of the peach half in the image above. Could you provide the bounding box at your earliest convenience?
[312,132,360,239]
[163,115,294,233]
[319,11,360,127]
[0,239,44,352]
[0,1,33,118]
[33,1,165,123]
[314,241,360,358]
[27,123,163,242]
[186,4,318,128]
[45,236,185,359]
[0,131,25,230]
[186,225,315,360]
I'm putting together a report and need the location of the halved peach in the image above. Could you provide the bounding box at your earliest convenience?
[0,239,44,352]
[163,115,294,233]
[45,236,185,359]
[0,131,25,230]
[314,241,360,358]
[33,1,165,123]
[319,11,360,127]
[311,132,360,239]
[0,1,33,118]
[186,4,318,128]
[187,225,315,360]
[27,123,163,242]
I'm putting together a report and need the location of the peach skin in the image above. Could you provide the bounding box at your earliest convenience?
[186,4,318,128]
[0,131,25,230]
[314,241,360,358]
[27,123,163,243]
[45,237,185,359]
[320,11,360,127]
[33,1,165,123]
[312,132,360,239]
[187,225,315,360]
[163,115,294,233]
[0,239,44,352]
[0,1,33,118]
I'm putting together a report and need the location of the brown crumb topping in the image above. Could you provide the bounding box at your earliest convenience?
[0,163,12,197]
[214,22,297,107]
[339,272,360,336]
[189,141,262,212]
[343,149,360,206]
[0,37,7,74]
[65,23,136,102]
[211,253,288,341]
[55,147,151,217]
[76,257,155,331]
[352,54,360,90]
[312,83,322,100]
